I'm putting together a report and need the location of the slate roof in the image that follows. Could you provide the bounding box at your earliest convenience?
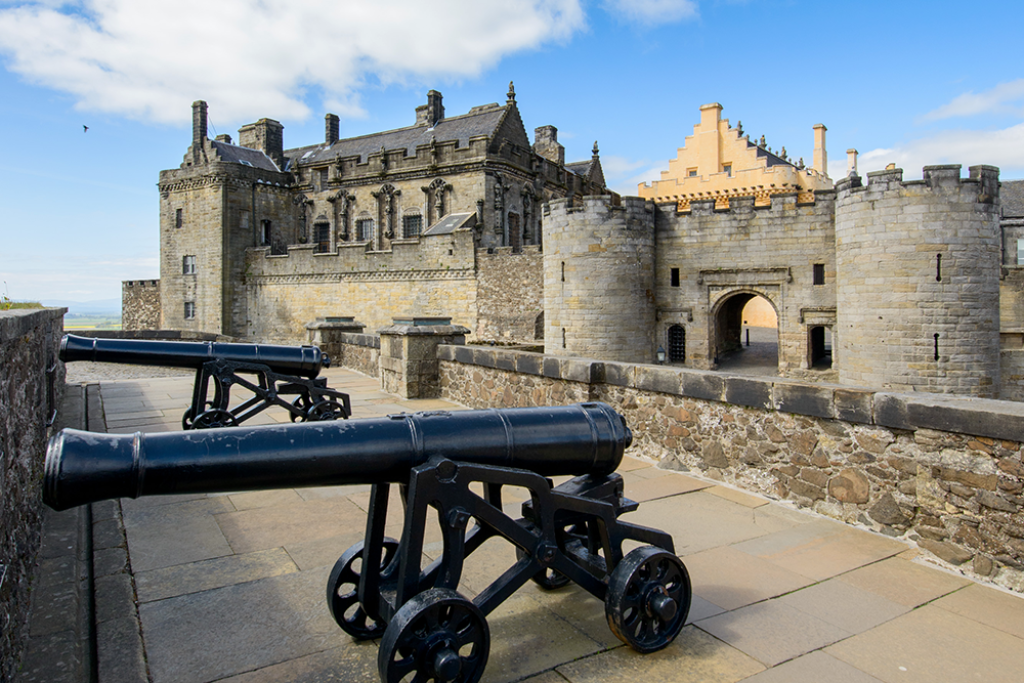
[1003,179,1024,218]
[423,212,477,235]
[566,160,594,177]
[286,104,509,168]
[210,140,280,172]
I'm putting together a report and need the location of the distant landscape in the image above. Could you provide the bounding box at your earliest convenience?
[40,299,122,330]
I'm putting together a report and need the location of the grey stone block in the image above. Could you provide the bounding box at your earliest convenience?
[603,362,634,388]
[635,366,682,396]
[493,350,515,372]
[681,371,725,402]
[904,394,1024,442]
[97,616,147,683]
[94,574,136,624]
[435,344,456,361]
[773,383,834,419]
[93,547,128,578]
[515,354,543,376]
[452,345,475,364]
[542,357,561,379]
[91,518,125,552]
[835,387,874,424]
[724,376,772,410]
[874,393,911,430]
[471,348,497,369]
[562,359,600,384]
[91,500,121,523]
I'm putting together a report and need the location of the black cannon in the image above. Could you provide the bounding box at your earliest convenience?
[44,403,691,683]
[60,334,351,428]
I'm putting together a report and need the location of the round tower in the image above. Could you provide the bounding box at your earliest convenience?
[543,196,656,362]
[834,165,1001,397]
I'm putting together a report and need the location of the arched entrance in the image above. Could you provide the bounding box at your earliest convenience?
[713,291,779,375]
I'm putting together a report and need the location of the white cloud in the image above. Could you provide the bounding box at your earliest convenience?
[605,158,669,196]
[0,0,585,125]
[921,79,1024,122]
[602,0,698,25]
[831,123,1024,181]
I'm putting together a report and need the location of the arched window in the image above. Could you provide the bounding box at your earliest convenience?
[534,312,544,340]
[668,325,686,362]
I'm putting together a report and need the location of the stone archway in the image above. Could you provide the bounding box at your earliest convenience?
[712,290,779,374]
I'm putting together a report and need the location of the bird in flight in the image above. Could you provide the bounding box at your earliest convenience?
[83,125,89,132]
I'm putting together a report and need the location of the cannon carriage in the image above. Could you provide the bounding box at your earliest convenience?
[59,334,351,428]
[44,403,691,683]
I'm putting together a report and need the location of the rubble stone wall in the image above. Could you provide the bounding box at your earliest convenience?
[0,308,65,680]
[438,344,1024,592]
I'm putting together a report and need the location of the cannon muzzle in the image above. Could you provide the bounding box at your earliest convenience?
[59,334,329,378]
[44,403,632,511]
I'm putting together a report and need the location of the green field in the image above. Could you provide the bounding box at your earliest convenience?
[64,316,122,330]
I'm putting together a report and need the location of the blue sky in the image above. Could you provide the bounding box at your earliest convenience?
[2,0,1023,305]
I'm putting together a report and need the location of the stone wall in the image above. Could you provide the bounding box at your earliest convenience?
[121,279,160,330]
[0,308,65,680]
[336,333,380,379]
[245,229,478,343]
[474,246,543,342]
[437,344,1024,592]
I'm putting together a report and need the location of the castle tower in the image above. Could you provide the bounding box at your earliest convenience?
[543,196,656,362]
[834,165,1001,397]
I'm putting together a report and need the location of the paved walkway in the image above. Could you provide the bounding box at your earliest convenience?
[31,368,1024,682]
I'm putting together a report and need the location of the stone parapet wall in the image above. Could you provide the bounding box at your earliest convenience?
[121,279,160,330]
[438,344,1024,592]
[336,333,380,378]
[0,308,65,680]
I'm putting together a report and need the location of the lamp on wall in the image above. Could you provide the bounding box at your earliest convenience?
[656,346,666,364]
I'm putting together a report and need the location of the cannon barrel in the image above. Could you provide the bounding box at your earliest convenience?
[44,403,632,511]
[59,334,329,378]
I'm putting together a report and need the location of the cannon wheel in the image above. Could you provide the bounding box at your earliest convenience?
[289,396,312,422]
[190,409,239,430]
[605,546,690,653]
[327,539,399,639]
[306,400,348,421]
[378,588,489,683]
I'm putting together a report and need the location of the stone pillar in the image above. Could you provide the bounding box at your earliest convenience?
[305,317,366,366]
[378,317,469,398]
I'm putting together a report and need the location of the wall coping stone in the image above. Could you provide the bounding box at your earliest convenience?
[438,344,1024,442]
[0,307,66,342]
[339,332,380,348]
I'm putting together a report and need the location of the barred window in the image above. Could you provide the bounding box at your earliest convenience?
[403,214,423,238]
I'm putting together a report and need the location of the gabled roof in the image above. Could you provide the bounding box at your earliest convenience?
[566,160,593,177]
[289,103,511,167]
[210,140,280,172]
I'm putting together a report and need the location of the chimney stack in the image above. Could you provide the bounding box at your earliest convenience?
[238,118,286,170]
[813,124,828,176]
[415,90,445,127]
[325,114,339,145]
[192,100,208,146]
[533,125,564,165]
[847,148,858,176]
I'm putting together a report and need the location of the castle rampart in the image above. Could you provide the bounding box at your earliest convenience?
[835,165,1002,397]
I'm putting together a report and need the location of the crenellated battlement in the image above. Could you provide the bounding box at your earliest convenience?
[544,194,654,222]
[836,164,1000,206]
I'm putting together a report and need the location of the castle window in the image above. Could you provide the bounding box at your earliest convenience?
[813,263,825,285]
[260,220,271,246]
[314,223,331,253]
[687,168,698,178]
[175,208,183,228]
[182,255,196,275]
[670,268,680,287]
[668,325,685,362]
[403,214,423,238]
[1017,239,1024,265]
[356,218,373,241]
[184,301,196,320]
[723,164,732,177]
[317,168,328,191]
